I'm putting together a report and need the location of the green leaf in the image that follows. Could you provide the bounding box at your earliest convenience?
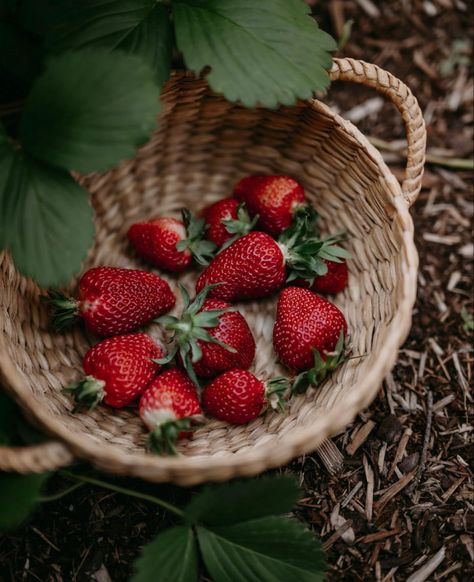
[48,1,172,86]
[185,476,300,526]
[0,473,48,530]
[198,516,327,582]
[172,0,336,108]
[0,132,94,286]
[132,526,198,582]
[19,49,160,173]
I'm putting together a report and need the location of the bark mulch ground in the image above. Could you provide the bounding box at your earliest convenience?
[1,1,472,580]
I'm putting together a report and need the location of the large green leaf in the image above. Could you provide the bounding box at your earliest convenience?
[19,49,160,173]
[0,131,94,286]
[198,517,327,582]
[172,0,336,108]
[48,0,172,85]
[185,476,300,526]
[131,526,198,582]
[0,473,48,530]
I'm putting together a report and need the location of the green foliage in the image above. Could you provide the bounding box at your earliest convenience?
[48,0,172,86]
[185,475,300,526]
[173,0,336,108]
[0,126,94,286]
[197,517,326,582]
[0,473,48,530]
[131,526,198,582]
[461,307,474,332]
[133,475,327,582]
[20,50,161,173]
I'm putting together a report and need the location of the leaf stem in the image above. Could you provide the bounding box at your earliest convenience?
[59,470,184,517]
[38,482,85,502]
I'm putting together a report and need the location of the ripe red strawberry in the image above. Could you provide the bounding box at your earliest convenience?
[202,369,288,425]
[128,209,216,271]
[273,286,348,393]
[139,368,203,454]
[311,260,349,294]
[65,333,163,409]
[44,266,175,336]
[234,175,311,236]
[157,285,255,385]
[196,223,349,302]
[203,198,257,248]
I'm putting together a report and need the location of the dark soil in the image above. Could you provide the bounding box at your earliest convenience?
[1,1,473,580]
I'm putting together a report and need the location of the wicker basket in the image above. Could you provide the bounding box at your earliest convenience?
[0,58,426,486]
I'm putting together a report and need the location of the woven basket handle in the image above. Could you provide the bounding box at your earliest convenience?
[0,441,74,474]
[330,58,427,207]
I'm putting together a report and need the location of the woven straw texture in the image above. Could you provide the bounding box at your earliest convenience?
[0,59,425,485]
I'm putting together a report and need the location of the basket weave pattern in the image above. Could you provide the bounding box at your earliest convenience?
[0,59,425,485]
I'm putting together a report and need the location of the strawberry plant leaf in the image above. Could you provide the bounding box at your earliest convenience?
[0,473,48,530]
[131,526,198,582]
[185,475,300,526]
[197,516,327,582]
[0,132,94,286]
[19,49,160,173]
[172,0,336,108]
[48,1,172,86]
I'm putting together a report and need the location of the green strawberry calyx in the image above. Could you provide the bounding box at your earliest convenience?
[278,214,351,286]
[42,290,80,331]
[292,331,350,395]
[64,375,106,411]
[147,417,203,456]
[265,377,289,412]
[154,284,237,387]
[176,208,217,266]
[220,203,259,250]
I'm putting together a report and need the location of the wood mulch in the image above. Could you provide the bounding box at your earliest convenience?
[0,1,472,580]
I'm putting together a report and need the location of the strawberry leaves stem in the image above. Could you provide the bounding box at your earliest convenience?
[41,290,80,331]
[64,376,106,411]
[179,209,217,266]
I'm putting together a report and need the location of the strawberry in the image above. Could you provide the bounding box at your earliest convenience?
[273,286,348,393]
[44,266,175,336]
[139,368,203,454]
[234,175,313,236]
[65,333,163,409]
[128,209,216,271]
[203,198,258,248]
[311,260,349,294]
[202,369,288,425]
[195,221,350,302]
[157,285,255,385]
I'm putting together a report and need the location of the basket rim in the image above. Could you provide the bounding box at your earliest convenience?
[0,90,418,486]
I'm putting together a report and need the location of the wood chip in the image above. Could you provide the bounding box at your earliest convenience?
[388,428,412,479]
[460,534,474,561]
[346,421,376,455]
[358,527,401,544]
[363,455,374,522]
[322,519,354,551]
[405,546,446,582]
[375,472,416,514]
[441,476,467,501]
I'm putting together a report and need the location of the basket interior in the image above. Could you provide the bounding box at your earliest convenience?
[1,75,408,461]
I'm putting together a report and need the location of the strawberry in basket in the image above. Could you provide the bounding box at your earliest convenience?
[202,369,288,425]
[156,284,255,386]
[66,333,164,410]
[273,286,349,394]
[128,209,216,271]
[195,216,350,302]
[44,266,175,336]
[233,175,316,237]
[203,198,258,248]
[139,369,203,455]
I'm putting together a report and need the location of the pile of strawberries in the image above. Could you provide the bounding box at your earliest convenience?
[45,176,350,454]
